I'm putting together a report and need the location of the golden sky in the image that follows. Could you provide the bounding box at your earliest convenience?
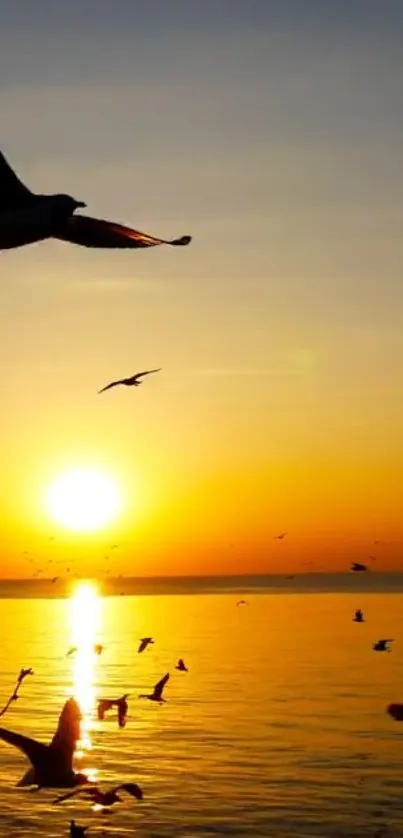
[1,2,403,576]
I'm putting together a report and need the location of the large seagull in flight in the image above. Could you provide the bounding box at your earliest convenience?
[0,150,191,252]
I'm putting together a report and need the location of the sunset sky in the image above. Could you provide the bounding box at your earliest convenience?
[1,1,403,577]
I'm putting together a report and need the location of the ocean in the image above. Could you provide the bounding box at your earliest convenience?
[0,576,402,837]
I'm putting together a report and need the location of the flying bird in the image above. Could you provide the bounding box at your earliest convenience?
[66,644,102,657]
[351,562,368,572]
[175,659,188,672]
[386,703,403,721]
[97,694,129,728]
[98,369,162,394]
[138,637,154,654]
[236,599,248,606]
[373,639,394,652]
[353,609,365,623]
[54,782,143,808]
[0,698,89,788]
[139,673,169,704]
[273,533,287,540]
[70,822,88,838]
[0,150,191,252]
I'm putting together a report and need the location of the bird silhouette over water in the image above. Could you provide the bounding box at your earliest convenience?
[373,639,394,653]
[0,698,89,788]
[97,694,129,728]
[386,703,403,721]
[98,369,161,394]
[351,562,368,572]
[0,150,191,252]
[70,821,88,838]
[175,659,188,672]
[353,609,365,623]
[139,673,169,703]
[67,644,102,657]
[273,532,287,540]
[54,782,143,808]
[138,637,154,654]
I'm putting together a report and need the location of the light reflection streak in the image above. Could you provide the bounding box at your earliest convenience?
[69,582,101,757]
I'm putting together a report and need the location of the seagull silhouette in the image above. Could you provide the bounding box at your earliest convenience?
[97,694,129,728]
[66,644,102,657]
[70,821,88,838]
[351,562,368,572]
[273,533,287,540]
[98,369,161,394]
[54,782,143,808]
[0,150,191,252]
[373,639,394,652]
[353,609,365,623]
[138,637,154,654]
[175,659,188,672]
[139,673,169,703]
[0,698,89,788]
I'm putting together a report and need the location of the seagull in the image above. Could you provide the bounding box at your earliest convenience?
[98,369,162,394]
[273,532,287,540]
[0,698,89,788]
[373,639,394,652]
[139,673,169,704]
[351,562,368,572]
[387,703,403,721]
[54,782,143,808]
[353,609,365,623]
[236,599,248,606]
[0,150,191,252]
[66,644,102,657]
[70,821,88,838]
[138,637,154,654]
[97,694,129,728]
[175,659,188,672]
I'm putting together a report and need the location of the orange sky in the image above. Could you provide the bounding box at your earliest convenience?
[1,3,403,577]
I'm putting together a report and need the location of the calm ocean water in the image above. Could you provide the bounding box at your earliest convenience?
[0,577,402,837]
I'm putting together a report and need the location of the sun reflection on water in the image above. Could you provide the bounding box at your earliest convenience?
[69,581,102,756]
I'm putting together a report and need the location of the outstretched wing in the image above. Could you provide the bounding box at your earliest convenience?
[54,214,192,249]
[137,369,162,379]
[138,639,148,653]
[97,699,114,721]
[0,150,33,212]
[50,698,81,770]
[98,380,123,394]
[53,787,94,805]
[0,726,48,768]
[154,673,169,699]
[115,782,143,800]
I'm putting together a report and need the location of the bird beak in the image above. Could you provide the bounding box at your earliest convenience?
[76,201,86,209]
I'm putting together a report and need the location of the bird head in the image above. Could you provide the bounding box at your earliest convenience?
[52,194,86,213]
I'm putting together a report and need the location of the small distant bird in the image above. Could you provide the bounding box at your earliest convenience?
[98,369,161,394]
[351,562,368,572]
[70,821,88,838]
[138,637,154,654]
[66,644,102,657]
[93,644,103,656]
[139,673,169,704]
[273,533,287,540]
[236,599,248,606]
[51,577,58,583]
[369,556,377,562]
[0,149,191,253]
[387,703,403,721]
[97,694,129,728]
[0,697,88,788]
[175,659,188,672]
[373,639,394,652]
[353,609,365,623]
[54,782,143,808]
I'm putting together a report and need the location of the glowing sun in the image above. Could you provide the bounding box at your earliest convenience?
[45,467,121,532]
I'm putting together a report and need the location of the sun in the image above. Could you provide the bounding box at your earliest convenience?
[45,466,121,532]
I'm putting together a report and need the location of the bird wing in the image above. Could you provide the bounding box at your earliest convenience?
[98,380,123,394]
[115,782,143,800]
[136,369,162,379]
[0,726,49,768]
[0,150,33,211]
[50,698,81,770]
[154,673,169,699]
[53,787,94,805]
[53,214,192,250]
[138,639,147,653]
[97,699,114,720]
